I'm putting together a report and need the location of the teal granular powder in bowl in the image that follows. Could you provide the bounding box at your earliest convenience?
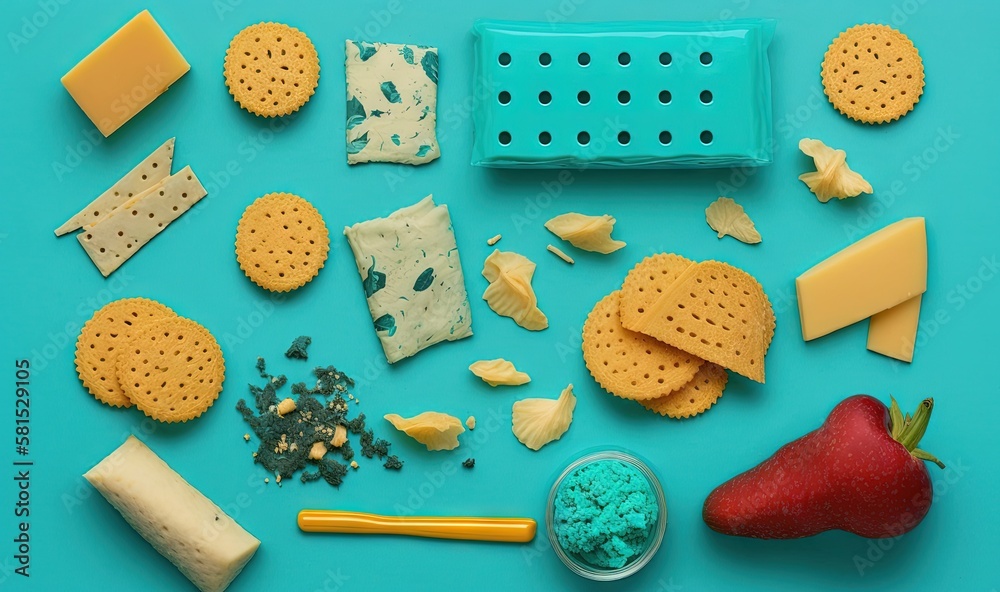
[546,450,667,580]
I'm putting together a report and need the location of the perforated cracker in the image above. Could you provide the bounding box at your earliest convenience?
[224,22,320,117]
[821,24,924,124]
[118,316,225,423]
[629,261,773,383]
[639,363,728,418]
[75,298,177,408]
[583,291,703,401]
[235,193,330,292]
[619,253,695,331]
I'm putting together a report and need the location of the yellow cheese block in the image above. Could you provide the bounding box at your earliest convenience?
[867,294,921,363]
[61,11,189,137]
[796,217,927,341]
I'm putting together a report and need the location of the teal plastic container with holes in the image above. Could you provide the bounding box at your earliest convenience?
[471,19,776,168]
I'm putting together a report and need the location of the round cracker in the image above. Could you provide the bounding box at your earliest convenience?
[224,22,320,117]
[118,316,225,423]
[639,363,728,418]
[821,24,924,124]
[619,253,695,332]
[235,193,330,292]
[583,291,704,401]
[75,298,176,408]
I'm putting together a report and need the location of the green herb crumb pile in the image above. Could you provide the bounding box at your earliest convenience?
[553,460,658,569]
[236,338,401,487]
[285,335,312,360]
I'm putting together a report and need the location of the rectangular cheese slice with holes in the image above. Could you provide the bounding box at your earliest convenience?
[77,165,206,276]
[55,138,174,236]
[61,10,190,136]
[867,294,921,363]
[796,217,927,341]
[85,436,260,592]
[344,195,472,363]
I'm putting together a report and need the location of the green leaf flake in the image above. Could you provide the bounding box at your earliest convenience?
[363,257,386,297]
[399,46,415,65]
[415,145,432,158]
[352,40,377,61]
[370,109,385,117]
[373,314,397,336]
[391,134,400,146]
[346,96,366,130]
[420,51,438,85]
[413,268,435,291]
[380,81,402,103]
[347,132,369,155]
[418,104,430,121]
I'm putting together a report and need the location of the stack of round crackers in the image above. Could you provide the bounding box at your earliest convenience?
[75,298,225,423]
[583,254,774,419]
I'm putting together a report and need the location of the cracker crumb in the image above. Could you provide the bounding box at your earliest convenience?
[331,424,348,448]
[276,474,282,484]
[264,477,269,483]
[274,434,290,454]
[487,234,502,246]
[547,244,575,264]
[277,398,296,416]
[350,460,359,470]
[466,416,476,430]
[309,441,328,460]
[243,433,250,442]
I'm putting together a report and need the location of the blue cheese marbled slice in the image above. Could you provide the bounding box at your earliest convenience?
[345,40,440,165]
[344,195,471,363]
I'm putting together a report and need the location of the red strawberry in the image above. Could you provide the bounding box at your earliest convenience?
[703,395,943,539]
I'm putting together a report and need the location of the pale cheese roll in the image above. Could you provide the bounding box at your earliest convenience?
[85,436,260,592]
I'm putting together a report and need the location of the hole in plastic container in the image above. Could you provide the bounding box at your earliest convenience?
[659,52,672,66]
[617,90,631,105]
[618,52,631,66]
[578,52,590,66]
[700,52,713,65]
[617,131,631,145]
[700,90,713,104]
[498,52,511,66]
[577,91,590,105]
[659,131,672,145]
[539,52,552,66]
[539,131,552,145]
[577,131,590,145]
[700,130,714,144]
[499,131,512,145]
[659,90,672,104]
[539,91,552,105]
[498,91,511,105]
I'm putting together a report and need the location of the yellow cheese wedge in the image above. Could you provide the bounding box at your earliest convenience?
[867,295,921,363]
[61,11,189,137]
[796,218,927,341]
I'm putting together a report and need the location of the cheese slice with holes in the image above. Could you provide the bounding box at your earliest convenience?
[796,218,927,341]
[77,165,206,276]
[85,436,259,592]
[55,138,175,236]
[867,294,921,362]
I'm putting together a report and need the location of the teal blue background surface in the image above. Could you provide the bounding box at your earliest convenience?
[1,1,997,591]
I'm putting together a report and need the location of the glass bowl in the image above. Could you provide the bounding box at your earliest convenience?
[546,448,667,581]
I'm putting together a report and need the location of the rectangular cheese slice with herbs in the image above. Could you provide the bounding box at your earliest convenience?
[55,138,174,236]
[77,165,206,276]
[344,195,472,363]
[85,436,260,592]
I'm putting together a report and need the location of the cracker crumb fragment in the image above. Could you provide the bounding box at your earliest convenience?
[277,398,296,416]
[466,416,476,430]
[243,433,250,442]
[350,460,359,470]
[331,425,348,448]
[487,234,502,246]
[275,474,282,484]
[264,477,269,483]
[309,441,328,460]
[547,244,575,264]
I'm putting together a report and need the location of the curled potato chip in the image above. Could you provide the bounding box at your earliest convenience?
[544,213,626,254]
[384,412,465,451]
[482,250,548,331]
[705,197,761,244]
[511,384,577,451]
[798,138,872,202]
[469,359,531,387]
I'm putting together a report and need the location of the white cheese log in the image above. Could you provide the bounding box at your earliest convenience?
[85,436,260,592]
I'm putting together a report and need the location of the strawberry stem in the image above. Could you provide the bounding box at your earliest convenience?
[895,398,944,469]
